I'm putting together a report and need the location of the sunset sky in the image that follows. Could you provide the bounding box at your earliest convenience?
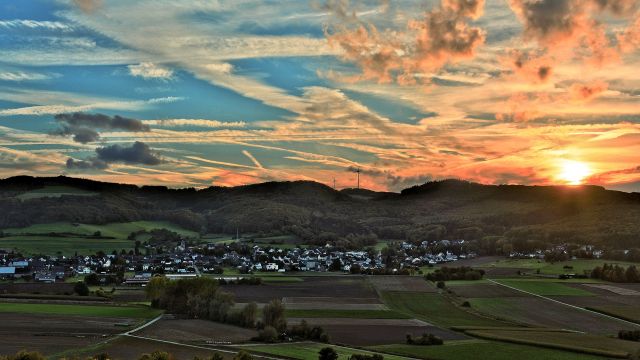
[1,0,639,192]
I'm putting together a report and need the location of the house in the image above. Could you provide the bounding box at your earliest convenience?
[0,266,16,279]
[34,271,56,283]
[265,263,279,271]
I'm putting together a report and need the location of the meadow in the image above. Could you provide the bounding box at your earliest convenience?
[0,302,162,319]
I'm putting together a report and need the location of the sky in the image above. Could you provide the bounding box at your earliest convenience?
[1,0,639,192]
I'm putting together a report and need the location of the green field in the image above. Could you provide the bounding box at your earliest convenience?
[370,340,609,360]
[285,309,409,319]
[587,305,640,323]
[0,302,162,319]
[464,329,640,358]
[495,279,594,296]
[237,342,409,360]
[0,221,199,255]
[16,185,98,200]
[380,291,507,327]
[481,259,640,276]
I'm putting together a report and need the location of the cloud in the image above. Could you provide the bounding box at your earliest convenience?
[95,141,163,165]
[73,0,102,13]
[66,157,107,170]
[0,96,183,116]
[242,150,264,169]
[66,141,163,170]
[568,81,608,101]
[128,62,174,80]
[325,0,486,84]
[142,119,246,128]
[0,71,55,82]
[53,112,150,143]
[508,0,640,82]
[0,19,73,31]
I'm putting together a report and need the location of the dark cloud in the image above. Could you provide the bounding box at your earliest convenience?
[53,113,150,144]
[95,141,163,165]
[66,157,108,170]
[65,141,163,170]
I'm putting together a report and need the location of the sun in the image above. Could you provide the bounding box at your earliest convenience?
[558,160,591,185]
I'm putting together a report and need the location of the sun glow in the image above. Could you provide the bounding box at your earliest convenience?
[558,160,592,185]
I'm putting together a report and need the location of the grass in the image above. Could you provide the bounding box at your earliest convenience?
[380,291,507,328]
[586,305,640,323]
[443,279,491,286]
[0,302,162,319]
[495,279,594,296]
[284,309,409,319]
[481,259,640,276]
[0,221,199,255]
[370,340,610,360]
[237,342,409,360]
[0,236,135,256]
[463,329,639,358]
[3,220,199,239]
[16,185,98,200]
[260,276,304,283]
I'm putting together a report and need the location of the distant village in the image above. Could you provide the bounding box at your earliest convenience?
[0,239,477,285]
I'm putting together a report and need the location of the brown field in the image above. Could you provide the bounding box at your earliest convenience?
[225,276,378,303]
[75,336,237,360]
[283,296,384,310]
[0,282,75,295]
[112,287,147,302]
[288,318,467,346]
[369,276,436,292]
[472,296,638,334]
[134,318,257,345]
[0,313,129,356]
[449,284,526,298]
[583,284,640,296]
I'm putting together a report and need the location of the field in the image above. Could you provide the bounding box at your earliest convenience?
[134,318,257,344]
[586,305,640,323]
[0,302,162,319]
[370,340,610,360]
[0,312,137,356]
[285,309,408,319]
[16,185,98,200]
[236,342,409,360]
[494,279,595,296]
[480,258,640,276]
[0,221,199,255]
[464,329,640,358]
[381,291,508,328]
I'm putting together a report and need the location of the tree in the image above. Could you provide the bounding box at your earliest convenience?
[329,258,342,271]
[194,354,224,360]
[233,351,253,360]
[1,350,46,360]
[239,302,258,328]
[436,281,445,289]
[318,347,338,360]
[138,351,175,360]
[74,281,90,296]
[262,299,287,332]
[257,326,279,343]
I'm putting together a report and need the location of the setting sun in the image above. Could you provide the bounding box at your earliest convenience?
[558,160,592,185]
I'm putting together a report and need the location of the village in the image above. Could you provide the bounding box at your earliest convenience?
[0,239,475,285]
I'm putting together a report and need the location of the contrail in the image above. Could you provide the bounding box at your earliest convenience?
[242,149,264,169]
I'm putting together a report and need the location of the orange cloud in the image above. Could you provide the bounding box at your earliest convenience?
[325,0,486,84]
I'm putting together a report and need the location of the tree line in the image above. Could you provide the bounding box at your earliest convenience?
[590,264,640,283]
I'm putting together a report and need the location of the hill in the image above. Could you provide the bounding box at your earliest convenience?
[1,176,639,254]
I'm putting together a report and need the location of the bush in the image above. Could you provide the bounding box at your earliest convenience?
[256,326,279,343]
[619,330,640,342]
[318,347,338,360]
[436,281,445,289]
[233,351,253,360]
[262,299,287,332]
[1,350,46,360]
[138,351,176,360]
[74,281,89,296]
[406,333,444,346]
[349,355,383,360]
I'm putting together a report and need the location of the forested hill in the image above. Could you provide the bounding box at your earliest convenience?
[1,176,639,251]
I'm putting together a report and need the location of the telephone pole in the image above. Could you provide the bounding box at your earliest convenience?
[356,168,360,189]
